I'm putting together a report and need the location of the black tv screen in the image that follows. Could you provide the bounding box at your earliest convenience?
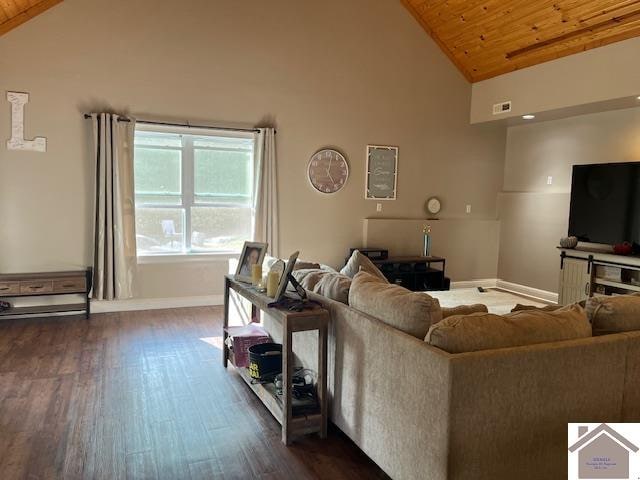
[569,162,640,245]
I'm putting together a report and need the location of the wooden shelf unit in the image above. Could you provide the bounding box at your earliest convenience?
[231,363,323,434]
[559,248,640,304]
[222,274,329,445]
[593,278,640,293]
[0,268,92,319]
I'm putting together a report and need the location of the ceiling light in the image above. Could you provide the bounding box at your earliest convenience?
[637,96,640,100]
[522,114,536,120]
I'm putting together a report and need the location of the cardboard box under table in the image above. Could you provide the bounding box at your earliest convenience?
[225,324,271,368]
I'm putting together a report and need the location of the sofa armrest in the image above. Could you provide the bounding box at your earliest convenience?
[447,334,631,480]
[309,292,453,480]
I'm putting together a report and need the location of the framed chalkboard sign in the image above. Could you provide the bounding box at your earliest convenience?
[366,145,398,200]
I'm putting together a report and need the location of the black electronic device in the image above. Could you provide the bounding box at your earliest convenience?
[569,162,640,246]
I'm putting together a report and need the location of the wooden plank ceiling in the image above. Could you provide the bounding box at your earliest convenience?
[402,0,640,82]
[0,0,62,37]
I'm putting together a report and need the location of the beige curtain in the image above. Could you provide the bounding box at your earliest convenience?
[254,128,279,256]
[90,113,137,300]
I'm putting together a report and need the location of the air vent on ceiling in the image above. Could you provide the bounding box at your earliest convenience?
[492,101,512,115]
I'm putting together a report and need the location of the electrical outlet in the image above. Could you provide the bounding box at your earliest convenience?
[466,204,472,214]
[376,203,382,212]
[547,176,553,185]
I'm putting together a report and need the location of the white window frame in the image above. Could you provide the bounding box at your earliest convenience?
[134,123,257,261]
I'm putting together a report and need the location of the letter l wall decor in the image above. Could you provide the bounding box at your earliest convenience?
[6,91,47,152]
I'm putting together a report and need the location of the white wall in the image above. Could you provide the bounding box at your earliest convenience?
[471,37,640,124]
[364,218,500,282]
[0,0,506,300]
[498,106,640,292]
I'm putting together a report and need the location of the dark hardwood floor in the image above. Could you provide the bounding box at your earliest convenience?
[0,306,388,479]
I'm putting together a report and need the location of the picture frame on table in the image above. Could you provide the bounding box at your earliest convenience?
[365,145,398,200]
[235,241,268,283]
[273,251,300,301]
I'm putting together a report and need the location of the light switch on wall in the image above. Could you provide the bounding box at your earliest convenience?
[547,176,553,185]
[466,204,472,214]
[376,203,382,212]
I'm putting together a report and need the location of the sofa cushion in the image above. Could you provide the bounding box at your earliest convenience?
[292,269,351,304]
[294,261,321,271]
[349,271,441,338]
[292,269,324,287]
[442,304,488,318]
[340,250,388,283]
[425,304,591,353]
[586,294,640,335]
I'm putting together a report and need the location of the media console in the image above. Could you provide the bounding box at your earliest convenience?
[558,248,640,305]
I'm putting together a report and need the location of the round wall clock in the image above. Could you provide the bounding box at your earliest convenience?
[307,149,349,194]
[426,197,442,215]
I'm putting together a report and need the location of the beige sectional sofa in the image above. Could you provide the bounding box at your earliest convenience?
[261,253,640,479]
[303,292,640,480]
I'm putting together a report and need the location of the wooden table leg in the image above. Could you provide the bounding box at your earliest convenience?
[85,267,92,320]
[223,277,230,368]
[282,318,293,445]
[318,318,328,439]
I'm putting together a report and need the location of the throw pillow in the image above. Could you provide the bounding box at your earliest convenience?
[263,255,279,270]
[585,294,640,335]
[292,269,351,304]
[348,271,442,339]
[425,304,591,353]
[340,250,388,283]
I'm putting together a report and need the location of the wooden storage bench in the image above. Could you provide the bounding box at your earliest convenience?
[0,268,92,319]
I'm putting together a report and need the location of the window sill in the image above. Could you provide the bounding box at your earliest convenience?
[137,252,238,265]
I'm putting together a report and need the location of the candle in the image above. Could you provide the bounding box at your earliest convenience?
[251,264,262,286]
[267,271,280,297]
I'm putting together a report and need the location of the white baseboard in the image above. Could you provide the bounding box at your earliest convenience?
[92,295,224,313]
[450,278,558,303]
[495,280,558,304]
[450,279,498,289]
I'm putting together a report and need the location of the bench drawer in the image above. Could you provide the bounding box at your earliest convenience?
[0,282,20,296]
[53,277,86,293]
[20,281,53,295]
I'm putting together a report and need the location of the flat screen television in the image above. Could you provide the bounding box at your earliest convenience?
[569,162,640,245]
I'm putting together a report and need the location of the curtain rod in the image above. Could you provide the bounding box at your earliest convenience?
[83,114,267,134]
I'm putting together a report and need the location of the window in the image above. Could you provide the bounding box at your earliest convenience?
[134,125,255,256]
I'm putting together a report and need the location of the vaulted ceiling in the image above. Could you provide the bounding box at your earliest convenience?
[0,0,62,37]
[402,0,640,82]
[3,1,639,85]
